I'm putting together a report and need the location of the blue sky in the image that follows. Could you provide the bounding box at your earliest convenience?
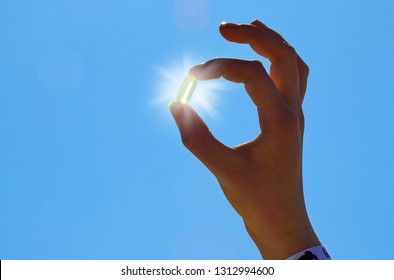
[1,0,393,260]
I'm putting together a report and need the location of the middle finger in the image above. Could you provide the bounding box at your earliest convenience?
[219,22,301,112]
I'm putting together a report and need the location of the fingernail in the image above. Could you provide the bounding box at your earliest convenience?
[220,22,237,28]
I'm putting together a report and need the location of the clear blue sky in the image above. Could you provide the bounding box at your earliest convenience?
[1,0,393,260]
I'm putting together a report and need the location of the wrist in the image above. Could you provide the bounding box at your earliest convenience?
[245,221,320,260]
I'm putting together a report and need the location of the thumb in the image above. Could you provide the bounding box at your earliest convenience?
[169,102,233,175]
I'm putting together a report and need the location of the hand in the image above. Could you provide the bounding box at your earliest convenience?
[169,20,320,259]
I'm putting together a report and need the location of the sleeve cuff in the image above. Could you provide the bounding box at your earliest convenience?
[285,245,331,260]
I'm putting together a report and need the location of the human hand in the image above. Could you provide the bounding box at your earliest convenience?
[169,20,320,259]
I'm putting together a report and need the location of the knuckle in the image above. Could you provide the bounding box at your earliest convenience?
[248,60,266,78]
[303,62,310,75]
[299,58,310,77]
[249,59,264,70]
[243,60,266,83]
[283,44,297,60]
[274,43,297,63]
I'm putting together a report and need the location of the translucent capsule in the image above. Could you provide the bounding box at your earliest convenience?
[177,75,197,104]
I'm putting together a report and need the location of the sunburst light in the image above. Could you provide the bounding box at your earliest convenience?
[153,55,224,120]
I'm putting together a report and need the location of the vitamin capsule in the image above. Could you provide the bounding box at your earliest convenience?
[177,75,197,104]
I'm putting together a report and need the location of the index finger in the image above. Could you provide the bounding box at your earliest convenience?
[250,19,309,103]
[189,58,286,128]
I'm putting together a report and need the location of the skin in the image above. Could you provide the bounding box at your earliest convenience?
[169,20,321,260]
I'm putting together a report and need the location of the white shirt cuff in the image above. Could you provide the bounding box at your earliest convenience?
[285,245,331,260]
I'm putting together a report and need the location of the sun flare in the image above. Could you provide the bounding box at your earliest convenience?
[153,55,224,120]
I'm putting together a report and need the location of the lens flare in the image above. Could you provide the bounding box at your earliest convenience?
[153,55,224,120]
